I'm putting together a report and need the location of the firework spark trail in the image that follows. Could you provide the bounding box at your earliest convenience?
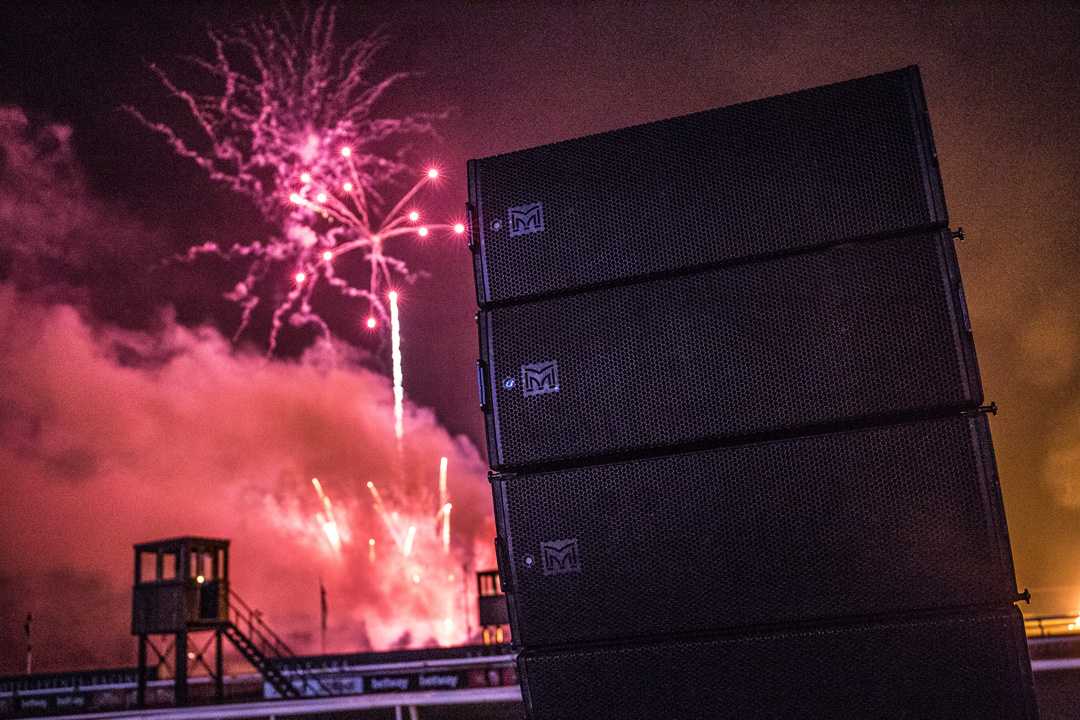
[438,456,451,553]
[125,3,466,355]
[311,477,344,554]
[438,456,448,506]
[440,503,452,554]
[389,290,405,442]
[366,480,403,551]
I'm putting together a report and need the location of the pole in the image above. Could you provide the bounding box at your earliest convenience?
[319,579,328,654]
[175,629,188,707]
[215,628,224,703]
[137,635,147,708]
[23,613,31,675]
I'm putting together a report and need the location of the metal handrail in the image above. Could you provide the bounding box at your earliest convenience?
[228,590,295,658]
[226,589,336,696]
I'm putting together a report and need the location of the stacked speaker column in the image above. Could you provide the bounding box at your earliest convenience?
[466,67,1038,719]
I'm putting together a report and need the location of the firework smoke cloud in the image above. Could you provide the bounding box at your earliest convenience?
[0,4,492,674]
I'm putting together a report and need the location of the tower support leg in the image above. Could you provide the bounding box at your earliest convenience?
[136,635,147,708]
[215,628,224,703]
[175,630,188,707]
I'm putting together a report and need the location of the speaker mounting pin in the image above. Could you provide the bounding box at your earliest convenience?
[524,555,534,567]
[963,402,998,417]
[492,220,502,232]
[503,377,516,390]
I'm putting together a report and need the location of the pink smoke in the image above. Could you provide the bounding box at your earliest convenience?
[0,286,493,672]
[0,106,493,673]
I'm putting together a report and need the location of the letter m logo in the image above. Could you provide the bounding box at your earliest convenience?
[541,539,581,576]
[521,361,559,397]
[508,202,544,237]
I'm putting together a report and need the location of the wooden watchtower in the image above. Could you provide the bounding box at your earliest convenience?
[132,537,229,706]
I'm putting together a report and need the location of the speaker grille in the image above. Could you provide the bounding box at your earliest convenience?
[481,231,979,469]
[495,415,1016,647]
[469,66,945,305]
[520,608,1037,720]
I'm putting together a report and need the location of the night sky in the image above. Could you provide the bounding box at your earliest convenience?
[1,1,1078,673]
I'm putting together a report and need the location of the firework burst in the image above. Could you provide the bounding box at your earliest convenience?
[122,2,480,650]
[125,3,462,354]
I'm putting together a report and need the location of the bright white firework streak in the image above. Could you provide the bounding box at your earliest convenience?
[403,525,417,558]
[311,478,342,553]
[441,503,452,554]
[389,291,404,443]
[438,457,449,552]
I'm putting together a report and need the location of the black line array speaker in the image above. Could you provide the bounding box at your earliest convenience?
[467,66,945,305]
[519,607,1038,720]
[478,230,979,470]
[465,66,1037,718]
[492,414,1016,647]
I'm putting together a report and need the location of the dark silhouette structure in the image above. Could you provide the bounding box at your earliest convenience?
[132,537,331,707]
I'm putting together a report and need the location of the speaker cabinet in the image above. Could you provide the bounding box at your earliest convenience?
[468,65,1035,720]
[519,608,1038,720]
[478,230,979,470]
[492,414,1016,648]
[468,66,945,305]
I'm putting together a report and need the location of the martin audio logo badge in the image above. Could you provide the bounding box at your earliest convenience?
[521,360,559,397]
[540,539,581,575]
[507,202,544,237]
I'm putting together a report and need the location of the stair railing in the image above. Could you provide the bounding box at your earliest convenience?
[227,589,336,697]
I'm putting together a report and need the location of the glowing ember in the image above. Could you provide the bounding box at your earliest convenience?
[408,211,420,222]
[365,316,377,330]
[417,226,429,237]
[426,168,439,179]
[322,250,334,262]
[453,223,465,234]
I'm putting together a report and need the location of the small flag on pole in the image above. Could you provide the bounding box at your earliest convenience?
[24,613,32,675]
[319,579,328,653]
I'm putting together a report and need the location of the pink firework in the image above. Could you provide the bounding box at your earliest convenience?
[125,3,459,354]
